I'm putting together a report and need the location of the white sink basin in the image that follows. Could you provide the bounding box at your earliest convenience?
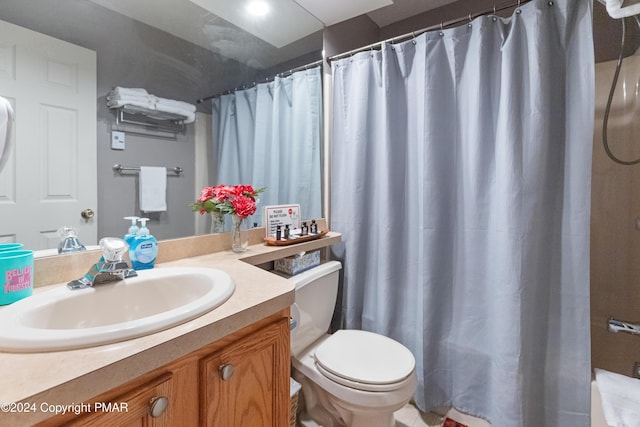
[0,267,235,352]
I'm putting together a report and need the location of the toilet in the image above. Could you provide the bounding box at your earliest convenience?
[288,261,417,427]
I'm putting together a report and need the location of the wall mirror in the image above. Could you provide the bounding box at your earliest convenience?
[0,0,324,254]
[2,0,544,255]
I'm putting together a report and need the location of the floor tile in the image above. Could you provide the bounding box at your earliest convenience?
[395,403,492,427]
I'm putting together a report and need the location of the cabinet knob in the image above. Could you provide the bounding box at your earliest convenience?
[219,364,235,381]
[149,396,169,418]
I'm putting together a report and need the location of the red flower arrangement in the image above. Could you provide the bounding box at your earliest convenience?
[191,184,265,219]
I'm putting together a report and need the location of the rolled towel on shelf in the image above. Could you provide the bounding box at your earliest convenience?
[154,98,197,123]
[111,86,149,97]
[107,88,196,124]
[156,97,196,113]
[107,87,158,110]
[107,92,156,110]
[107,93,153,102]
[594,368,640,427]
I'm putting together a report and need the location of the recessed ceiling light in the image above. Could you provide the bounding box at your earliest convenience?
[245,0,271,17]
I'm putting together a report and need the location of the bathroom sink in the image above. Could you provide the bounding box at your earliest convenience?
[0,267,235,352]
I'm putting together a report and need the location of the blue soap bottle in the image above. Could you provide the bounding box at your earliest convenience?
[123,216,139,245]
[130,218,158,270]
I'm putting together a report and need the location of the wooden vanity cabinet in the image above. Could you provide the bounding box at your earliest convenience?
[50,372,176,427]
[37,310,290,427]
[200,317,289,426]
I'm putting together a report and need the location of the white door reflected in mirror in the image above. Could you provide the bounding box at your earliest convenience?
[0,20,97,250]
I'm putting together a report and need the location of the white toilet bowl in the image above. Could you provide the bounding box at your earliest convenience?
[292,331,417,427]
[288,261,417,427]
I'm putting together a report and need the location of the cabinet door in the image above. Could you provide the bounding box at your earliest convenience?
[200,318,290,427]
[63,373,173,427]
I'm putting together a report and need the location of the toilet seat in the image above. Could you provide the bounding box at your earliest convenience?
[314,330,415,392]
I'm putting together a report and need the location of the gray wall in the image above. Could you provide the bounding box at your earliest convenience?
[0,0,266,241]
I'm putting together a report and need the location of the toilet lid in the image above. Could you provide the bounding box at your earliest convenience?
[314,330,415,386]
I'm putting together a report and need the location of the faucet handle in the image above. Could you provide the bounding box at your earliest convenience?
[57,226,86,254]
[99,237,128,262]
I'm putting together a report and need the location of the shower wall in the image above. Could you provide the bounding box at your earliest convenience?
[591,53,640,377]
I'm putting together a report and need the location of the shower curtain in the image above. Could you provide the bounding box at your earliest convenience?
[212,66,323,225]
[330,0,593,426]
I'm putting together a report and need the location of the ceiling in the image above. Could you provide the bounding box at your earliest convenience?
[87,0,460,69]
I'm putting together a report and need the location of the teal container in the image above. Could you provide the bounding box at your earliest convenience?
[0,243,23,252]
[0,250,34,305]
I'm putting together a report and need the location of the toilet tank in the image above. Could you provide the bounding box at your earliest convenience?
[289,261,342,357]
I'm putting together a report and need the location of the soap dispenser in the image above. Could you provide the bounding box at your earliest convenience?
[123,216,139,245]
[129,217,158,270]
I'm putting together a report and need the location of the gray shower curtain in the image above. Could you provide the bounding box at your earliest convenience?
[330,0,594,425]
[212,66,322,225]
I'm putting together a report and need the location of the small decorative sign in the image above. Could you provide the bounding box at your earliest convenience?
[263,204,301,237]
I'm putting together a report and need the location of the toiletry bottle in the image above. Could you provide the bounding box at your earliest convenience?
[284,224,290,239]
[276,225,282,240]
[301,222,308,236]
[129,218,158,270]
[123,216,139,245]
[310,220,318,234]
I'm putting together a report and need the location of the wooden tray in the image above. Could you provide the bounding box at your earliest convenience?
[264,229,329,246]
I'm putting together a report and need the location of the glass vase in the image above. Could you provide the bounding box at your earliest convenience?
[210,211,225,234]
[231,215,248,253]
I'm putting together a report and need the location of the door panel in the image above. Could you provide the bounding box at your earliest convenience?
[0,19,97,250]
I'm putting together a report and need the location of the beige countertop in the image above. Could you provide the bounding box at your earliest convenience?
[0,230,340,426]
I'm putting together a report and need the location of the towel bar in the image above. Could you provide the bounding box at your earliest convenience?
[113,164,183,176]
[115,107,186,133]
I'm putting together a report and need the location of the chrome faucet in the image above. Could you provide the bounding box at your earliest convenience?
[57,226,86,254]
[608,317,640,335]
[67,237,137,290]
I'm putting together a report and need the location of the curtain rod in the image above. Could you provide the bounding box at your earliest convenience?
[196,59,323,104]
[326,0,533,63]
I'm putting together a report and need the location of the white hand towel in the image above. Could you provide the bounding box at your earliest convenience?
[0,96,15,174]
[595,368,640,427]
[139,167,167,212]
